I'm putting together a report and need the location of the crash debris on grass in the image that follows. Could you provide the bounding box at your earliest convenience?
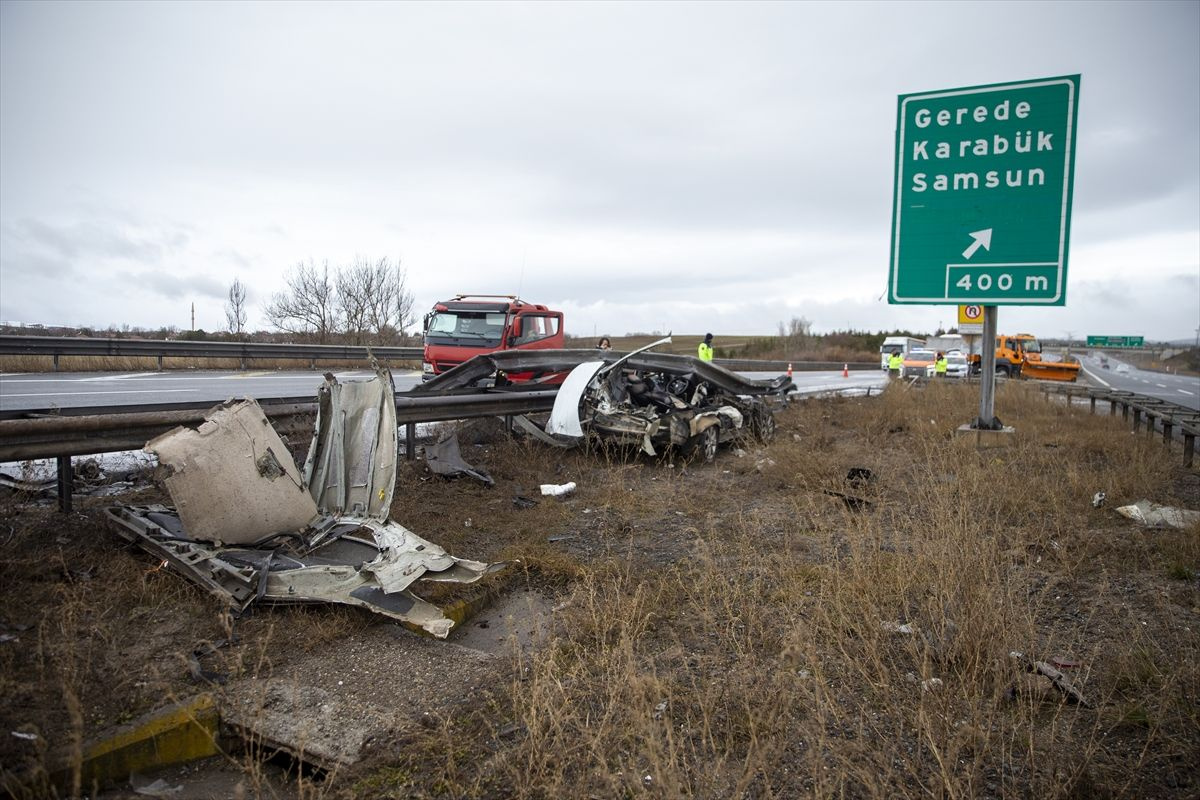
[423,432,495,486]
[105,367,503,638]
[0,451,156,499]
[1010,650,1092,707]
[1114,499,1200,530]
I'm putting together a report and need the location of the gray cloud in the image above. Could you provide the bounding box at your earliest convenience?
[1,1,1196,340]
[119,270,227,302]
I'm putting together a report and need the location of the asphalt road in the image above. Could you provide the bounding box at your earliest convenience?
[0,367,889,413]
[1078,353,1200,412]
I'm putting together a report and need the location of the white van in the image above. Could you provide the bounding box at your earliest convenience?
[879,336,926,369]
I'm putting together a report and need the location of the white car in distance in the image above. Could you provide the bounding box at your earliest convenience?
[925,351,970,378]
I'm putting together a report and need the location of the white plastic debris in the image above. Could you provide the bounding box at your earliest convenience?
[1115,500,1200,529]
[921,678,944,692]
[11,731,37,741]
[131,776,183,797]
[882,621,915,635]
[540,482,577,497]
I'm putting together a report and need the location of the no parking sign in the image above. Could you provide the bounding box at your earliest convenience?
[958,304,984,334]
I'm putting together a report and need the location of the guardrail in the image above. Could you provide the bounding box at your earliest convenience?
[1038,383,1199,467]
[0,389,557,462]
[0,334,878,374]
[0,334,422,369]
[0,388,558,512]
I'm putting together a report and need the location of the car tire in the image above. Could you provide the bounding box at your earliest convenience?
[687,425,720,464]
[752,409,776,444]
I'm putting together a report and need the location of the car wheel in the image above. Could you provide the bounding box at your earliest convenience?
[752,409,776,443]
[996,364,1011,377]
[688,425,720,464]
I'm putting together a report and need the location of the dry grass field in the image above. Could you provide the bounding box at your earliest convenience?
[1,381,1197,798]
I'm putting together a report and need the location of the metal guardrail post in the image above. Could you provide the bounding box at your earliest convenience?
[157,354,163,370]
[1132,408,1141,431]
[1163,420,1173,445]
[53,354,60,372]
[1185,433,1195,468]
[405,423,415,461]
[57,455,72,513]
[1089,396,1096,414]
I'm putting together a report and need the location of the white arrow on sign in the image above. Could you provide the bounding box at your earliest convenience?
[962,228,993,260]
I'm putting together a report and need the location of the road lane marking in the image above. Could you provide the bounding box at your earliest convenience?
[77,372,167,381]
[1180,389,1195,396]
[1080,365,1110,388]
[1,389,194,398]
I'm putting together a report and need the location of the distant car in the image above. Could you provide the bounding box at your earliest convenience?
[922,351,968,378]
[1102,363,1110,369]
[903,349,936,378]
[944,353,969,378]
[1116,364,1130,374]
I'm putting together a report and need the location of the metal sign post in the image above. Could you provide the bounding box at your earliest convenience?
[976,305,999,429]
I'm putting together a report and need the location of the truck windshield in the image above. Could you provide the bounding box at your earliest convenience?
[1022,338,1042,353]
[426,311,506,345]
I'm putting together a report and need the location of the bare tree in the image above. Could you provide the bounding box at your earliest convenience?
[336,257,415,345]
[777,316,813,351]
[225,277,248,337]
[367,257,415,342]
[335,258,374,345]
[264,261,338,343]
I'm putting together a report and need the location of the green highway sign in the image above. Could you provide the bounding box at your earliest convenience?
[1086,335,1144,348]
[889,75,1080,305]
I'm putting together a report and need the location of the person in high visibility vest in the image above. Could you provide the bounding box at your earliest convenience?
[887,350,902,378]
[698,333,714,362]
[935,352,948,377]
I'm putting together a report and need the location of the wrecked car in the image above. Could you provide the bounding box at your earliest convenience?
[546,340,787,461]
[105,366,502,638]
[411,340,792,462]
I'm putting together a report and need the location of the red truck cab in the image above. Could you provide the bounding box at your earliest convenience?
[422,295,565,382]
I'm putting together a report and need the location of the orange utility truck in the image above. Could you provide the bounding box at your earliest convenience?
[969,333,1080,382]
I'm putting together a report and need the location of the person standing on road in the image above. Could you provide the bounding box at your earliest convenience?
[597,337,612,350]
[888,350,902,378]
[935,352,948,378]
[698,333,714,362]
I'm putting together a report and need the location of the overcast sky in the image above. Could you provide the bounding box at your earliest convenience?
[2,0,1197,342]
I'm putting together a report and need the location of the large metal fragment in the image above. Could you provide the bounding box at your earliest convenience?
[109,368,503,637]
[146,400,318,545]
[424,434,495,486]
